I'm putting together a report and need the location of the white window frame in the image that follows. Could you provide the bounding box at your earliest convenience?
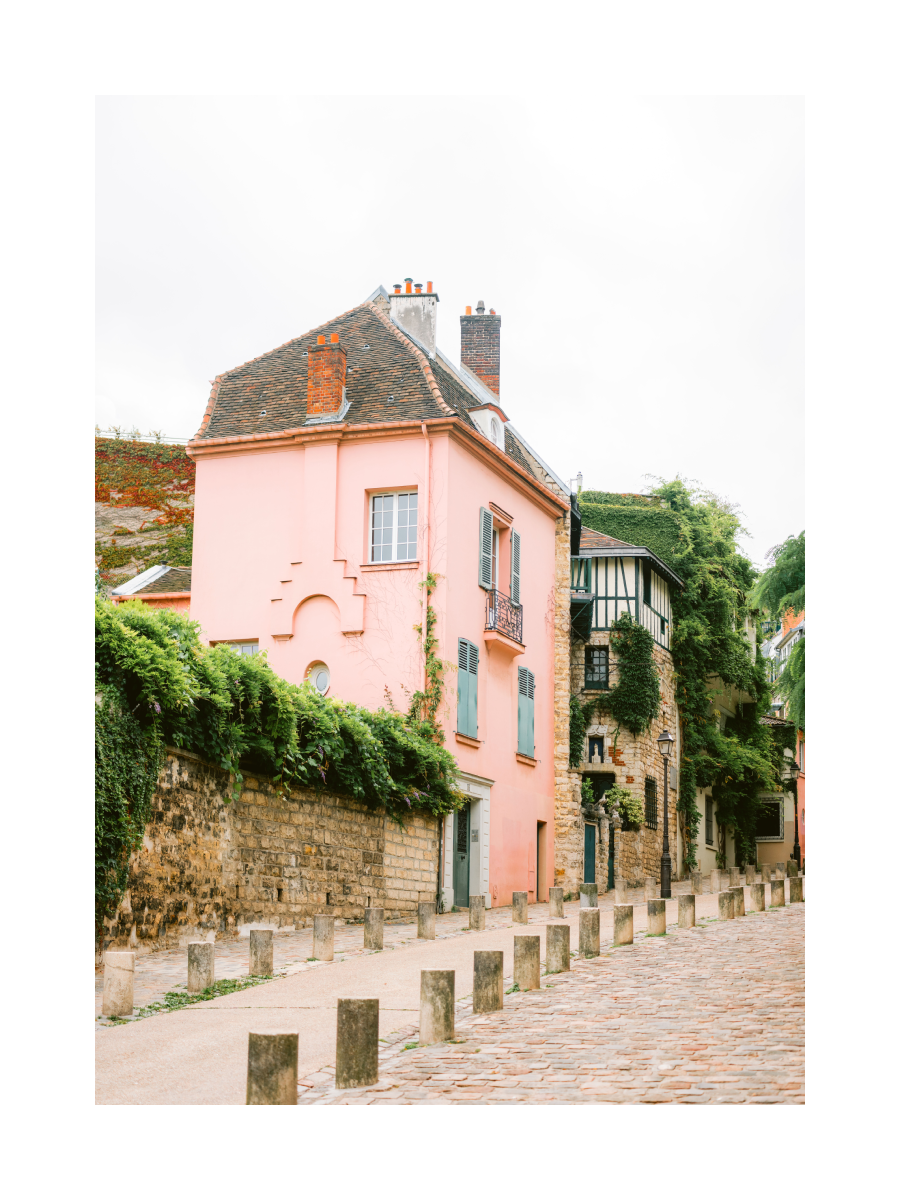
[215,640,259,656]
[369,490,418,564]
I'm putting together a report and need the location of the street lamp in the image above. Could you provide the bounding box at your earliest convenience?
[657,728,675,898]
[782,748,802,867]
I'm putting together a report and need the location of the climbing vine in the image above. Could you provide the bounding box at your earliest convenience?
[408,573,450,740]
[607,613,661,736]
[568,694,589,767]
[95,596,467,930]
[604,782,645,831]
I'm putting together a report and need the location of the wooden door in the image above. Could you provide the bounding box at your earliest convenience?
[452,806,469,908]
[584,823,596,884]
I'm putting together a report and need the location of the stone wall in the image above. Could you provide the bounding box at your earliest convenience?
[101,748,440,957]
[555,628,680,892]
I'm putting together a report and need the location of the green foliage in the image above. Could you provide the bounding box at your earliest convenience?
[96,596,466,819]
[608,613,661,736]
[580,490,663,508]
[408,573,448,741]
[99,976,276,1024]
[604,782,644,831]
[645,477,781,870]
[569,694,588,767]
[777,637,805,732]
[580,776,594,804]
[95,692,164,937]
[578,501,683,571]
[750,531,805,618]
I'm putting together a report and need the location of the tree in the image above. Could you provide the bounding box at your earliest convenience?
[751,531,805,730]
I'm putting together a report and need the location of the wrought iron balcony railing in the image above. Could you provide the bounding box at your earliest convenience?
[485,589,523,644]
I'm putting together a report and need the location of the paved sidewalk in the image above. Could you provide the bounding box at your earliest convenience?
[96,883,803,1104]
[298,902,805,1105]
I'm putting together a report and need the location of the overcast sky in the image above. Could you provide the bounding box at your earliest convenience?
[96,96,803,567]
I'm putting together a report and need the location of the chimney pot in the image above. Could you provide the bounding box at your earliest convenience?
[426,281,433,293]
[476,301,485,314]
[317,334,326,344]
[489,308,496,315]
[393,284,401,293]
[465,305,472,315]
[405,278,413,294]
[414,283,422,293]
[330,332,339,343]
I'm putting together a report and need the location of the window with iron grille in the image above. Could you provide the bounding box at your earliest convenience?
[584,645,609,690]
[644,776,658,830]
[705,798,714,846]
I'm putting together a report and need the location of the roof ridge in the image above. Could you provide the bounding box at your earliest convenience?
[364,302,457,418]
[193,300,373,440]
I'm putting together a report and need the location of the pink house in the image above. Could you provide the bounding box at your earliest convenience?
[186,282,570,910]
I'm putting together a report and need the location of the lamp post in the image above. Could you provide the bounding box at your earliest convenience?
[782,748,802,867]
[657,729,675,898]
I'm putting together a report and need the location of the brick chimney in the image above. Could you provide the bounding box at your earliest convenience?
[307,332,347,418]
[460,300,500,396]
[389,277,439,356]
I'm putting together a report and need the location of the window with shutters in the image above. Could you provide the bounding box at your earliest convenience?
[644,776,658,830]
[457,638,479,738]
[370,491,418,563]
[517,667,535,757]
[509,528,521,604]
[478,507,494,589]
[705,798,714,846]
[584,645,609,689]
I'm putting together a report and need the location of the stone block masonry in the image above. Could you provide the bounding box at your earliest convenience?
[101,748,439,957]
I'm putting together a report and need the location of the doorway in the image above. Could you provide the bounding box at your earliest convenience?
[452,806,469,908]
[584,823,596,884]
[536,821,547,901]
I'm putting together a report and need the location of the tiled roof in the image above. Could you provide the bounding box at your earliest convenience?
[579,527,638,551]
[134,566,192,594]
[193,301,541,484]
[760,714,792,727]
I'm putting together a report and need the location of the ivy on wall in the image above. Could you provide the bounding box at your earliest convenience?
[95,597,467,932]
[577,500,683,571]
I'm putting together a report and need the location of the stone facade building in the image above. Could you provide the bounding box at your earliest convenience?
[555,524,684,894]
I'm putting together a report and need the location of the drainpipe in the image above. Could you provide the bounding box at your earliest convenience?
[422,422,443,914]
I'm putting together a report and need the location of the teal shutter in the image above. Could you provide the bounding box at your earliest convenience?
[517,667,535,757]
[467,642,478,736]
[479,507,493,589]
[458,638,479,737]
[510,528,521,604]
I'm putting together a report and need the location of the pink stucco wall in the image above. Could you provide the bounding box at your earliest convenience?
[188,422,564,907]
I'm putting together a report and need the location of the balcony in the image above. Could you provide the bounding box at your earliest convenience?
[485,589,523,646]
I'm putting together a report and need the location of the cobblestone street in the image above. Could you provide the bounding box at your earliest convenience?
[296,900,804,1105]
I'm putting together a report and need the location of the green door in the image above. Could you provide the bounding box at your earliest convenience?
[584,823,596,884]
[453,807,469,908]
[607,822,615,890]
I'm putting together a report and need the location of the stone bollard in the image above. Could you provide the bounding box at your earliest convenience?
[614,879,627,904]
[710,868,721,893]
[549,887,565,918]
[678,894,695,929]
[364,907,384,950]
[613,904,633,946]
[579,908,600,957]
[546,923,570,973]
[417,902,436,940]
[419,969,455,1045]
[335,998,379,1089]
[775,862,786,879]
[747,882,765,911]
[313,914,335,961]
[728,886,745,917]
[717,891,734,921]
[786,860,799,878]
[647,898,667,936]
[761,864,773,883]
[644,876,657,901]
[789,876,803,904]
[469,895,485,931]
[473,950,503,1013]
[246,1030,298,1104]
[745,866,757,884]
[513,935,541,991]
[102,951,135,1017]
[579,883,598,909]
[512,891,528,924]
[771,879,785,907]
[249,929,274,976]
[691,871,703,896]
[187,942,215,994]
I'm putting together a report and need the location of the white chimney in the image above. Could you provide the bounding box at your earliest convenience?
[389,277,439,357]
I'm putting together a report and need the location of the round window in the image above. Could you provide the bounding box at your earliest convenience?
[308,664,330,695]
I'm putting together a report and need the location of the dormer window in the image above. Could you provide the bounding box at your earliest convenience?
[490,416,503,446]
